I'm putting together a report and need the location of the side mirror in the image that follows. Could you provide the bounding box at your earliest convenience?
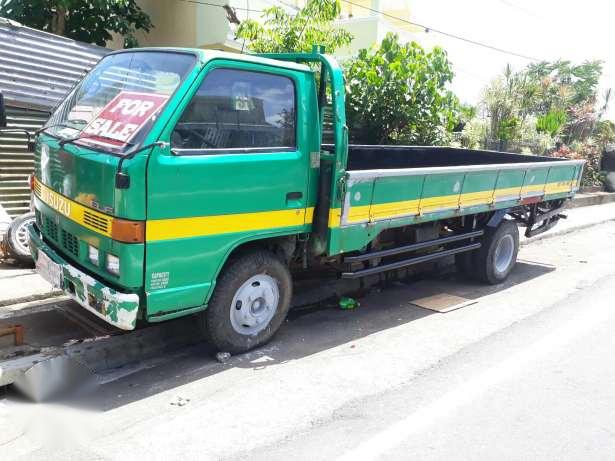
[0,93,7,128]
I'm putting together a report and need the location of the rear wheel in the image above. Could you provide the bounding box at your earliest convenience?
[474,219,519,284]
[200,250,292,354]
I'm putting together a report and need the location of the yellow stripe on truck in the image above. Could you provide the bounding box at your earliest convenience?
[146,207,314,241]
[35,175,575,239]
[34,178,314,241]
[330,180,576,228]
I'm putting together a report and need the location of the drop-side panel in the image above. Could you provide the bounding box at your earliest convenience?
[328,159,584,256]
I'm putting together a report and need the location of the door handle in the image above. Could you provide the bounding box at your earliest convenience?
[286,191,303,200]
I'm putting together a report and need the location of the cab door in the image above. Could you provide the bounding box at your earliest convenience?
[144,61,311,317]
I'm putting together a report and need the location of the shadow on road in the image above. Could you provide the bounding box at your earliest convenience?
[54,259,555,412]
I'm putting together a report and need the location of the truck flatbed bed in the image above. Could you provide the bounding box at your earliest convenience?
[327,146,583,251]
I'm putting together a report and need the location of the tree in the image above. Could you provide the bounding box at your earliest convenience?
[480,64,535,149]
[345,33,460,145]
[0,0,153,48]
[479,60,609,151]
[524,60,604,144]
[235,0,352,53]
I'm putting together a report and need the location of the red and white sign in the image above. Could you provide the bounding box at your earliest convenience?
[80,91,169,148]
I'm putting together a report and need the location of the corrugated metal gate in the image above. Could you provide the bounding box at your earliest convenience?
[0,107,48,217]
[0,18,109,218]
[0,19,108,111]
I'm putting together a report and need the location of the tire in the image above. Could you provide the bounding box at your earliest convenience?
[473,219,519,285]
[200,250,292,354]
[5,212,35,265]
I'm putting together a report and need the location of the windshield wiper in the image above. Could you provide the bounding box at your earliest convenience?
[36,123,81,137]
[57,132,135,149]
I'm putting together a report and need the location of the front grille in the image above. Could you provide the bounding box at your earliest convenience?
[83,209,110,234]
[61,229,79,258]
[43,215,58,242]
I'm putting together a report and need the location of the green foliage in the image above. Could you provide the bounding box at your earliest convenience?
[235,0,352,53]
[595,119,615,146]
[459,104,477,122]
[497,116,520,141]
[345,33,460,145]
[479,59,611,155]
[551,143,604,187]
[536,109,567,137]
[458,118,487,149]
[481,64,530,147]
[525,60,603,109]
[0,0,152,47]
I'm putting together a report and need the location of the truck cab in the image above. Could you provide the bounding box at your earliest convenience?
[27,48,344,347]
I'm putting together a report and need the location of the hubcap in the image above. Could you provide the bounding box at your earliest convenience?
[230,274,279,335]
[15,219,33,254]
[494,234,514,274]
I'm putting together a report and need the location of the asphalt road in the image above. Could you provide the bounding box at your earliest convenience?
[2,221,614,460]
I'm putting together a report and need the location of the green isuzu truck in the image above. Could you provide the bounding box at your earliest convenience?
[7,48,583,352]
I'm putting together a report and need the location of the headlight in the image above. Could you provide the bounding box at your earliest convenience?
[88,245,99,266]
[106,254,120,276]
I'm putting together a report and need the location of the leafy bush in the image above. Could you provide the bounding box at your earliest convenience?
[478,60,608,151]
[549,143,604,187]
[459,118,487,149]
[536,109,567,137]
[345,33,460,145]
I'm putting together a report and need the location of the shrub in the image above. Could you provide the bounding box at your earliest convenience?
[549,143,604,187]
[345,33,460,145]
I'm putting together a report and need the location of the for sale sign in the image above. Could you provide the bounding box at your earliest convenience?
[81,91,169,148]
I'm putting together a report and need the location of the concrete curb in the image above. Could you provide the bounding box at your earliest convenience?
[568,191,615,208]
[0,290,63,308]
[2,312,203,399]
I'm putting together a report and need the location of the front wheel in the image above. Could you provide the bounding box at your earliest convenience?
[473,219,519,285]
[200,250,292,354]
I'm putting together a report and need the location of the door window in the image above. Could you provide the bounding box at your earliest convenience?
[172,68,296,152]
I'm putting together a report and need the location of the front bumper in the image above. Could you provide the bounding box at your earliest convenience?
[28,223,140,330]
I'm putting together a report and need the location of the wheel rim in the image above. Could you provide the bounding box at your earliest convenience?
[494,234,514,274]
[230,274,279,336]
[15,219,33,254]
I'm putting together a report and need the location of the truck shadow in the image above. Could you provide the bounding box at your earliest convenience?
[55,259,557,412]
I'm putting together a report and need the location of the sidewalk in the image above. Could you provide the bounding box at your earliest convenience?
[0,262,60,308]
[1,202,615,310]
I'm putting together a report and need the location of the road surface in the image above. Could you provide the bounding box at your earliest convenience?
[1,221,614,460]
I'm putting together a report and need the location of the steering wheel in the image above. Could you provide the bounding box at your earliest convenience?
[173,127,217,149]
[190,130,217,149]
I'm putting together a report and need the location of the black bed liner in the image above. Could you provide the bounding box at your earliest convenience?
[323,145,565,171]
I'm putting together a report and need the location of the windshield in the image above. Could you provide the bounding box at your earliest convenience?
[44,51,196,154]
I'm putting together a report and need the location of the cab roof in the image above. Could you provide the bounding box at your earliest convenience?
[106,47,313,74]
